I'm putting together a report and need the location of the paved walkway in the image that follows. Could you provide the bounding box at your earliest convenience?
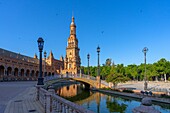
[118,81,170,91]
[0,81,37,113]
[4,87,44,113]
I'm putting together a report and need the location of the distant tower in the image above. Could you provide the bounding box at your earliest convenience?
[60,56,64,61]
[63,16,81,74]
[46,50,54,66]
[34,53,38,59]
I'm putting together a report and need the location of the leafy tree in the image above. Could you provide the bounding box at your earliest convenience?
[81,58,170,82]
[115,64,125,75]
[106,73,129,89]
[100,66,111,80]
[125,64,138,80]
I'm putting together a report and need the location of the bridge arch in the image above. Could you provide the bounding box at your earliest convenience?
[70,78,96,89]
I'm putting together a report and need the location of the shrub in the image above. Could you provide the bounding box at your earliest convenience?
[112,89,120,92]
[100,87,112,90]
[161,94,170,98]
[122,89,134,93]
[168,77,170,81]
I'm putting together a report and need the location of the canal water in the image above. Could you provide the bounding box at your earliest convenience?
[54,82,170,113]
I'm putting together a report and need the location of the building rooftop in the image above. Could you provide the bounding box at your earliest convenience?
[0,48,39,64]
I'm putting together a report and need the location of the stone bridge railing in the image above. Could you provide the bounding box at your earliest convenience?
[44,74,109,88]
[37,86,94,113]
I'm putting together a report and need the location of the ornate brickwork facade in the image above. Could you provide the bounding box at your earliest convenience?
[0,48,64,81]
[62,16,81,75]
[0,16,81,81]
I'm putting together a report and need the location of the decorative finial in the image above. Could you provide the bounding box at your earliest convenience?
[72,16,74,23]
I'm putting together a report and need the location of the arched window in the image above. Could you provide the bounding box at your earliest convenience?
[69,64,72,69]
[0,65,5,76]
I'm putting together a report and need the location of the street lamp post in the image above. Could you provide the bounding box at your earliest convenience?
[142,47,148,90]
[97,46,101,88]
[87,53,90,75]
[97,46,100,76]
[37,37,44,85]
[44,51,47,77]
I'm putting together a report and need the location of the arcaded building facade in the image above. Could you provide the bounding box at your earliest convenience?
[0,48,64,81]
[0,16,81,81]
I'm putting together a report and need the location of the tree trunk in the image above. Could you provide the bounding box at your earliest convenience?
[164,73,167,82]
[155,76,158,82]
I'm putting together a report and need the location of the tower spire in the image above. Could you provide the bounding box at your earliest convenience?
[71,16,75,25]
[70,16,76,35]
[72,11,74,18]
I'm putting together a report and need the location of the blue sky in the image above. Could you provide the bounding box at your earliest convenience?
[0,0,170,66]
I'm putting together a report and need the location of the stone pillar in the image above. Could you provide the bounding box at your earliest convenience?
[45,92,51,113]
[109,82,113,88]
[47,89,55,113]
[4,70,7,76]
[132,97,160,113]
[18,71,21,76]
[4,70,5,76]
[96,76,101,88]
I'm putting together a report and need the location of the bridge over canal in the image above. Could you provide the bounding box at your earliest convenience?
[44,74,110,89]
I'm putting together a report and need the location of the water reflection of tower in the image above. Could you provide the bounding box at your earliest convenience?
[96,92,101,113]
[56,84,83,97]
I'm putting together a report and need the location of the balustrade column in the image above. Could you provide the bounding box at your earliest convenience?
[45,91,53,113]
[47,89,55,113]
[65,106,69,113]
[59,103,62,113]
[60,103,63,113]
[55,101,59,113]
[69,108,74,113]
[62,103,65,113]
[73,110,77,113]
[52,99,56,113]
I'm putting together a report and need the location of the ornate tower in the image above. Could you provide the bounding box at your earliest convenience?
[63,16,81,75]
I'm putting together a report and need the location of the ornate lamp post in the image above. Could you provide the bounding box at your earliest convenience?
[142,47,148,90]
[97,46,100,76]
[96,46,101,88]
[44,51,47,77]
[37,37,44,85]
[87,53,90,75]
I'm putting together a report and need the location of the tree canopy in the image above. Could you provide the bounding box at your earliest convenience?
[81,58,170,82]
